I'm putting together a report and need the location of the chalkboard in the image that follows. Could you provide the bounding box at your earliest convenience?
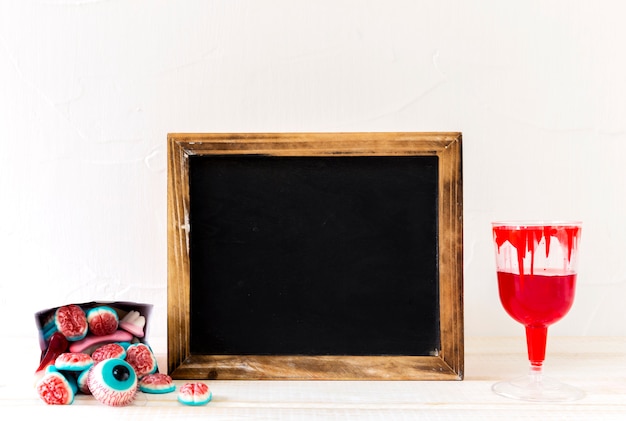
[167,132,463,380]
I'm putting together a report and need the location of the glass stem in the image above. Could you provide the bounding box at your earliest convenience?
[525,325,548,381]
[528,362,544,387]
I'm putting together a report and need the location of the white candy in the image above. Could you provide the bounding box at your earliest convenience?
[119,310,146,337]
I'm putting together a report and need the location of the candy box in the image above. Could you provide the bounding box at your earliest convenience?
[34,302,161,406]
[35,301,153,366]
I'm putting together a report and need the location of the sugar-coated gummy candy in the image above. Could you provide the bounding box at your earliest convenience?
[125,343,157,379]
[42,317,59,341]
[89,358,137,406]
[55,352,94,371]
[178,382,212,406]
[35,303,159,406]
[55,304,88,341]
[91,343,127,364]
[139,373,176,394]
[86,306,119,336]
[36,367,76,405]
[77,367,92,394]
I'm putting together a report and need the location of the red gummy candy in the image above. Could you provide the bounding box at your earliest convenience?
[125,343,157,379]
[139,373,175,394]
[36,371,74,405]
[87,306,119,336]
[55,352,94,371]
[179,382,209,395]
[91,343,126,364]
[178,382,211,405]
[36,332,69,374]
[55,305,88,341]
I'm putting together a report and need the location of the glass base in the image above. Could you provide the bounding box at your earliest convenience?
[493,374,585,402]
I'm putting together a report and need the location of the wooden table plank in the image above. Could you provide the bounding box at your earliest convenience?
[3,336,626,420]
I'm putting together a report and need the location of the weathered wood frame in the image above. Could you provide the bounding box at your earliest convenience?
[167,132,463,380]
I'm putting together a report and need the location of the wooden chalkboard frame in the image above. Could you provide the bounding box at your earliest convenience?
[167,132,463,380]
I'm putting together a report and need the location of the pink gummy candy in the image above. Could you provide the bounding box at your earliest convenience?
[69,330,133,353]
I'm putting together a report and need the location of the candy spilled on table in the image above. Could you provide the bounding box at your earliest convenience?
[139,373,176,394]
[178,382,213,406]
[88,358,138,406]
[34,301,213,407]
[34,302,156,406]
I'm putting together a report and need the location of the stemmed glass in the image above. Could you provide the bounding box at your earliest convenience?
[492,221,584,402]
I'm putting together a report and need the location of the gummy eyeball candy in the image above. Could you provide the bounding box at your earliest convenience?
[88,358,137,406]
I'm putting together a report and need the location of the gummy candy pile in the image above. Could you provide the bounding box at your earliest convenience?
[34,302,211,407]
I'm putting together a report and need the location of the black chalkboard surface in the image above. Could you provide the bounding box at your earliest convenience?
[168,132,463,380]
[189,155,439,356]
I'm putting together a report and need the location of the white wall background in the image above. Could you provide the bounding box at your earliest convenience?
[2,0,626,345]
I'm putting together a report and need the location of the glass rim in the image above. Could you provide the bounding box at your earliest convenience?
[491,220,582,228]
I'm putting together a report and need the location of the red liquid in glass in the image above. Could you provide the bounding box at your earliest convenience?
[497,271,576,326]
[497,271,576,364]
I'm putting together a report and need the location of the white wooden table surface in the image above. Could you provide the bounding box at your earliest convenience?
[2,336,626,420]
